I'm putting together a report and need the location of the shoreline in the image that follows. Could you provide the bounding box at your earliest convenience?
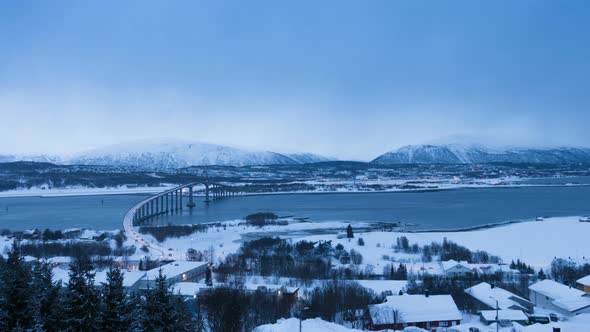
[1,181,588,199]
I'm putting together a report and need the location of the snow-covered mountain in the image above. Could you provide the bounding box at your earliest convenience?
[285,153,334,164]
[371,144,590,164]
[0,154,63,164]
[66,139,331,169]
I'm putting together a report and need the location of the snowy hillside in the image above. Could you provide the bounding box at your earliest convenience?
[0,154,63,164]
[286,153,334,164]
[372,144,590,164]
[66,139,330,169]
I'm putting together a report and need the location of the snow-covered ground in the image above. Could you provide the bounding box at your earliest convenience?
[131,216,589,273]
[253,318,363,332]
[0,185,175,198]
[252,314,590,332]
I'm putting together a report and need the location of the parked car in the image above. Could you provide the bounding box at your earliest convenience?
[528,315,550,324]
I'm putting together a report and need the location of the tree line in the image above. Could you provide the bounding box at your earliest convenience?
[0,241,193,331]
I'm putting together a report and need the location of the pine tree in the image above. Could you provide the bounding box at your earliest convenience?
[205,265,213,286]
[538,269,547,280]
[31,260,64,332]
[100,266,131,332]
[0,240,34,330]
[141,268,189,331]
[64,254,100,331]
[346,224,354,238]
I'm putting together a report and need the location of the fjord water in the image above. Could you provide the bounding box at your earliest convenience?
[1,184,590,231]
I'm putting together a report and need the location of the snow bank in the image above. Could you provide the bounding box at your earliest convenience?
[253,318,362,332]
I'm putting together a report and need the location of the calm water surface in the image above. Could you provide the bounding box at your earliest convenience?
[1,185,590,231]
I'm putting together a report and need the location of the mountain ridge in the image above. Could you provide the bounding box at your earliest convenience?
[371,144,590,164]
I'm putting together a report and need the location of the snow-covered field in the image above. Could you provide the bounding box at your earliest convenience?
[134,216,589,272]
[0,185,175,198]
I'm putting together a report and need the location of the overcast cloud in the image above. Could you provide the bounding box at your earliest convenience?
[1,1,589,160]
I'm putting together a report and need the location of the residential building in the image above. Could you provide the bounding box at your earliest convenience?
[367,293,461,331]
[464,282,533,313]
[576,275,590,293]
[529,279,590,317]
[138,261,209,289]
[441,260,472,276]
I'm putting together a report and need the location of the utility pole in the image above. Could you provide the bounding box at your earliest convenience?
[490,296,499,332]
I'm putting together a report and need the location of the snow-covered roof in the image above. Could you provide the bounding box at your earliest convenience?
[553,297,590,313]
[465,282,531,311]
[368,294,461,325]
[47,256,72,264]
[577,275,590,287]
[529,280,585,299]
[441,260,470,272]
[94,270,146,288]
[52,268,146,288]
[145,261,208,280]
[529,279,590,312]
[479,309,528,322]
[171,282,204,296]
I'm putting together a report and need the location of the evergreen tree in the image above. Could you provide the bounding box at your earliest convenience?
[64,254,100,331]
[346,224,354,238]
[538,269,547,280]
[0,240,34,330]
[31,260,64,332]
[205,265,213,286]
[100,266,131,332]
[141,268,190,331]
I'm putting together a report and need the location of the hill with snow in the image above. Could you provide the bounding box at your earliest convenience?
[0,154,63,164]
[371,144,590,164]
[66,139,332,169]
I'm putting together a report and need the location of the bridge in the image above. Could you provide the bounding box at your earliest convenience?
[123,181,241,258]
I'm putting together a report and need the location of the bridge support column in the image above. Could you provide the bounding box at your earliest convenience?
[179,189,183,210]
[205,184,210,203]
[166,193,169,214]
[187,186,195,208]
[155,198,159,216]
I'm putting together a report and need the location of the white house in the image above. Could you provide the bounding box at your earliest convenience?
[529,279,590,317]
[441,260,472,275]
[138,261,209,289]
[464,282,533,313]
[368,293,461,331]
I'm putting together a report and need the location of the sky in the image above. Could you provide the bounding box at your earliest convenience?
[1,1,590,161]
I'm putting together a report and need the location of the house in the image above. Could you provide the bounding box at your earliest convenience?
[576,275,590,293]
[94,270,146,293]
[464,282,533,313]
[529,279,590,317]
[47,256,72,267]
[367,293,461,331]
[138,261,209,289]
[52,268,146,293]
[441,260,472,276]
[479,309,528,325]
